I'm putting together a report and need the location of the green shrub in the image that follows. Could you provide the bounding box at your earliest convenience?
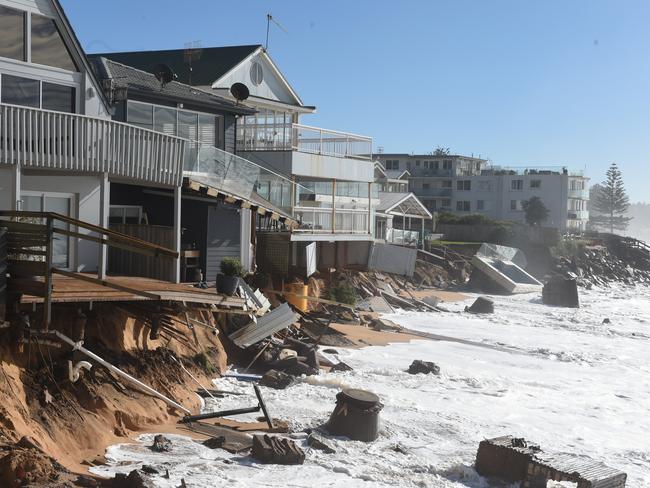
[326,282,358,305]
[193,352,217,376]
[220,257,245,277]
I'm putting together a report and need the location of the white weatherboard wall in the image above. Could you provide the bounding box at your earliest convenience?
[0,167,13,210]
[21,173,102,271]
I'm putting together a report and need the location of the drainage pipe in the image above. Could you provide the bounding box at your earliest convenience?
[45,330,191,415]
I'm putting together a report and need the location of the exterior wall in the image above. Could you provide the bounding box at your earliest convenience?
[213,50,298,105]
[0,167,13,210]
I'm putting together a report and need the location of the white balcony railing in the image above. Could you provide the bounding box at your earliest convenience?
[0,103,186,187]
[293,206,370,234]
[568,188,589,199]
[237,122,372,161]
[386,228,420,246]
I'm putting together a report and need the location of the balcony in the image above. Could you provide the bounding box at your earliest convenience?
[185,145,295,210]
[568,210,589,220]
[568,188,589,199]
[293,206,371,237]
[238,123,374,183]
[0,103,186,187]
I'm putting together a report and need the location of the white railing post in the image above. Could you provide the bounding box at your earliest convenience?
[98,172,110,278]
[172,185,182,283]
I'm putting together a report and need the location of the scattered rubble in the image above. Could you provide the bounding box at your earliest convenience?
[259,369,295,390]
[475,436,627,487]
[150,434,173,453]
[113,469,156,488]
[307,432,336,454]
[542,277,580,308]
[407,360,441,375]
[251,435,305,465]
[466,296,495,314]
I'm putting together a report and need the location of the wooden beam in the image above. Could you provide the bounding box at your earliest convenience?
[55,228,179,259]
[52,269,161,301]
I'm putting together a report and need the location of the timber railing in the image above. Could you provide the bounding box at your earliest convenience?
[0,210,179,329]
[0,103,187,187]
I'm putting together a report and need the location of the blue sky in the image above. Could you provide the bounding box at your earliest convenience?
[62,0,650,202]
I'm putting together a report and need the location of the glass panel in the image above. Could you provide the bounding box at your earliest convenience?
[44,196,70,268]
[30,13,77,71]
[127,101,153,130]
[178,111,198,170]
[153,106,176,135]
[0,6,25,61]
[42,82,75,113]
[1,74,39,108]
[21,195,42,212]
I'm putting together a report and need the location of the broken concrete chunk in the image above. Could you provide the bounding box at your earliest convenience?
[407,360,440,375]
[330,361,353,372]
[307,432,336,454]
[259,369,295,390]
[542,277,580,308]
[202,436,226,449]
[466,296,495,314]
[114,469,156,488]
[150,434,172,453]
[251,434,305,465]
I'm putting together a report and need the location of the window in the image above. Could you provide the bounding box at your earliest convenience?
[456,200,470,211]
[442,180,452,188]
[0,6,25,61]
[433,161,440,170]
[42,82,75,113]
[250,61,263,86]
[0,74,39,108]
[127,101,154,130]
[510,200,523,211]
[511,179,523,190]
[456,180,471,191]
[385,160,399,170]
[424,161,429,169]
[422,183,430,190]
[478,180,492,191]
[530,179,541,189]
[109,206,143,225]
[442,199,451,208]
[31,13,77,71]
[154,106,177,135]
[443,160,452,170]
[415,160,421,167]
[22,192,73,268]
[477,200,485,210]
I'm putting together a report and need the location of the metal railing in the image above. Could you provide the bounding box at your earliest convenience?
[386,228,420,246]
[237,122,372,161]
[185,145,299,209]
[0,103,186,187]
[293,206,370,234]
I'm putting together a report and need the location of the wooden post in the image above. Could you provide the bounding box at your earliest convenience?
[43,216,54,330]
[172,185,182,283]
[98,172,110,279]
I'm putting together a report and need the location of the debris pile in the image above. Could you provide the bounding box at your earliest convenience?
[552,246,650,287]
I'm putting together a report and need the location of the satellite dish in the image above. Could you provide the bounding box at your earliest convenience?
[152,64,176,87]
[230,82,250,102]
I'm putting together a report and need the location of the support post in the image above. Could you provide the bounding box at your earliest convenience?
[173,185,182,283]
[421,218,425,249]
[43,216,54,330]
[98,173,110,279]
[11,164,21,210]
[368,182,372,235]
[331,179,336,233]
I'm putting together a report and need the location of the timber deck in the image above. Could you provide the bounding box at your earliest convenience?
[18,275,245,307]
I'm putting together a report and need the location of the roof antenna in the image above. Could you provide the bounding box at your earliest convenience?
[265,13,288,51]
[183,40,202,85]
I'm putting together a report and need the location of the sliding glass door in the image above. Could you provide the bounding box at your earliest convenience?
[21,192,74,268]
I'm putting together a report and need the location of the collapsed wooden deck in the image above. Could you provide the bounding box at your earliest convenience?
[18,274,245,308]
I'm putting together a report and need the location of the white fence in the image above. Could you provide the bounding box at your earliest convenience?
[0,103,186,186]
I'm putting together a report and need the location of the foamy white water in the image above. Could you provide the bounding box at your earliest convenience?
[91,285,650,487]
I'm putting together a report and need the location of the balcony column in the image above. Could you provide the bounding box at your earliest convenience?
[331,179,336,233]
[10,164,21,210]
[172,185,182,283]
[98,173,110,279]
[368,182,372,235]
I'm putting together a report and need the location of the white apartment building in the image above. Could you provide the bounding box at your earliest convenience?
[375,154,589,232]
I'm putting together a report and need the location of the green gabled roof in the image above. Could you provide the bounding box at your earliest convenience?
[89,44,262,86]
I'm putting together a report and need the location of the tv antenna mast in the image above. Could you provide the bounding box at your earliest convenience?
[265,14,288,51]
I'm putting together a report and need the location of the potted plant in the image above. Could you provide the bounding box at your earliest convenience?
[216,257,245,296]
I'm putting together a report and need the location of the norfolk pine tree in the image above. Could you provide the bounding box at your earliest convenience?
[591,163,632,233]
